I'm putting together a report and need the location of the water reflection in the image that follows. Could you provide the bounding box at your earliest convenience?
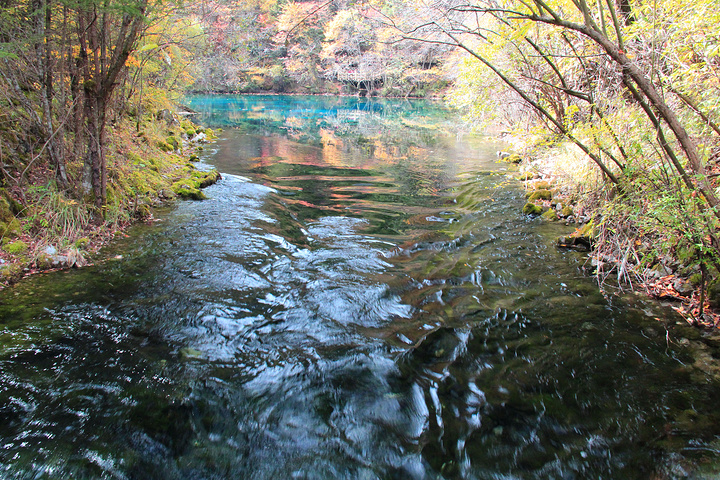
[1,95,720,479]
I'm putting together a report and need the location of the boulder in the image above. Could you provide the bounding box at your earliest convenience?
[708,281,720,309]
[542,209,558,221]
[527,189,552,201]
[156,109,178,125]
[557,222,595,250]
[522,202,543,216]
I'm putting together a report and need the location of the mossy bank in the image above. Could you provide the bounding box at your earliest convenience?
[0,113,221,286]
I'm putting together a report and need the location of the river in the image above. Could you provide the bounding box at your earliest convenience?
[2,95,720,479]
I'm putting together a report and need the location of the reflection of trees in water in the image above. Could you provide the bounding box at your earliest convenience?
[189,95,455,145]
[190,95,469,191]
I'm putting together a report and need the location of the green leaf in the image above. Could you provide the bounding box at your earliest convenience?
[138,43,159,52]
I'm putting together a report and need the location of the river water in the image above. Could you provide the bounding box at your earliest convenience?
[2,95,720,479]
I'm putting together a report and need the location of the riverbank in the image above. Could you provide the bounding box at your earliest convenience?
[0,113,220,287]
[502,133,720,329]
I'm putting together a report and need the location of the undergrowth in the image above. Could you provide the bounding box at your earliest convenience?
[0,112,217,284]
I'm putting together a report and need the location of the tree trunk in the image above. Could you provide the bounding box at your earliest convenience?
[78,0,148,211]
[36,0,69,186]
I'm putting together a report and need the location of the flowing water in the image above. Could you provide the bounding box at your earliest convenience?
[2,95,720,479]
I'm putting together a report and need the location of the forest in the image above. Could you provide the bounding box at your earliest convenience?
[1,0,719,326]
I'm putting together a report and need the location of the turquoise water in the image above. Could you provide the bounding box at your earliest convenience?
[1,95,720,479]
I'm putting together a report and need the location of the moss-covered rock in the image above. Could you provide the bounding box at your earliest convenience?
[708,281,720,309]
[0,218,21,238]
[135,203,151,219]
[517,172,537,181]
[0,189,23,222]
[527,189,552,201]
[171,169,220,200]
[75,237,90,249]
[534,180,551,190]
[159,188,177,200]
[561,206,574,217]
[523,202,543,216]
[3,240,27,254]
[542,209,558,221]
[501,154,522,164]
[192,170,221,188]
[0,263,22,281]
[165,136,180,151]
[34,253,54,270]
[557,221,596,250]
[128,152,144,165]
[171,179,206,200]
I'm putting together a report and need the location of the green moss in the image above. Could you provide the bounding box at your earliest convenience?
[75,237,90,249]
[577,220,595,237]
[522,202,543,216]
[135,203,151,219]
[517,171,536,181]
[34,253,53,270]
[0,218,21,238]
[170,169,219,200]
[561,206,574,217]
[165,136,180,151]
[128,152,143,165]
[191,169,221,188]
[503,154,522,164]
[188,154,199,162]
[185,128,196,136]
[0,190,22,222]
[0,263,22,281]
[3,240,28,254]
[157,140,172,152]
[534,180,550,190]
[527,189,552,201]
[542,209,558,221]
[171,179,206,200]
